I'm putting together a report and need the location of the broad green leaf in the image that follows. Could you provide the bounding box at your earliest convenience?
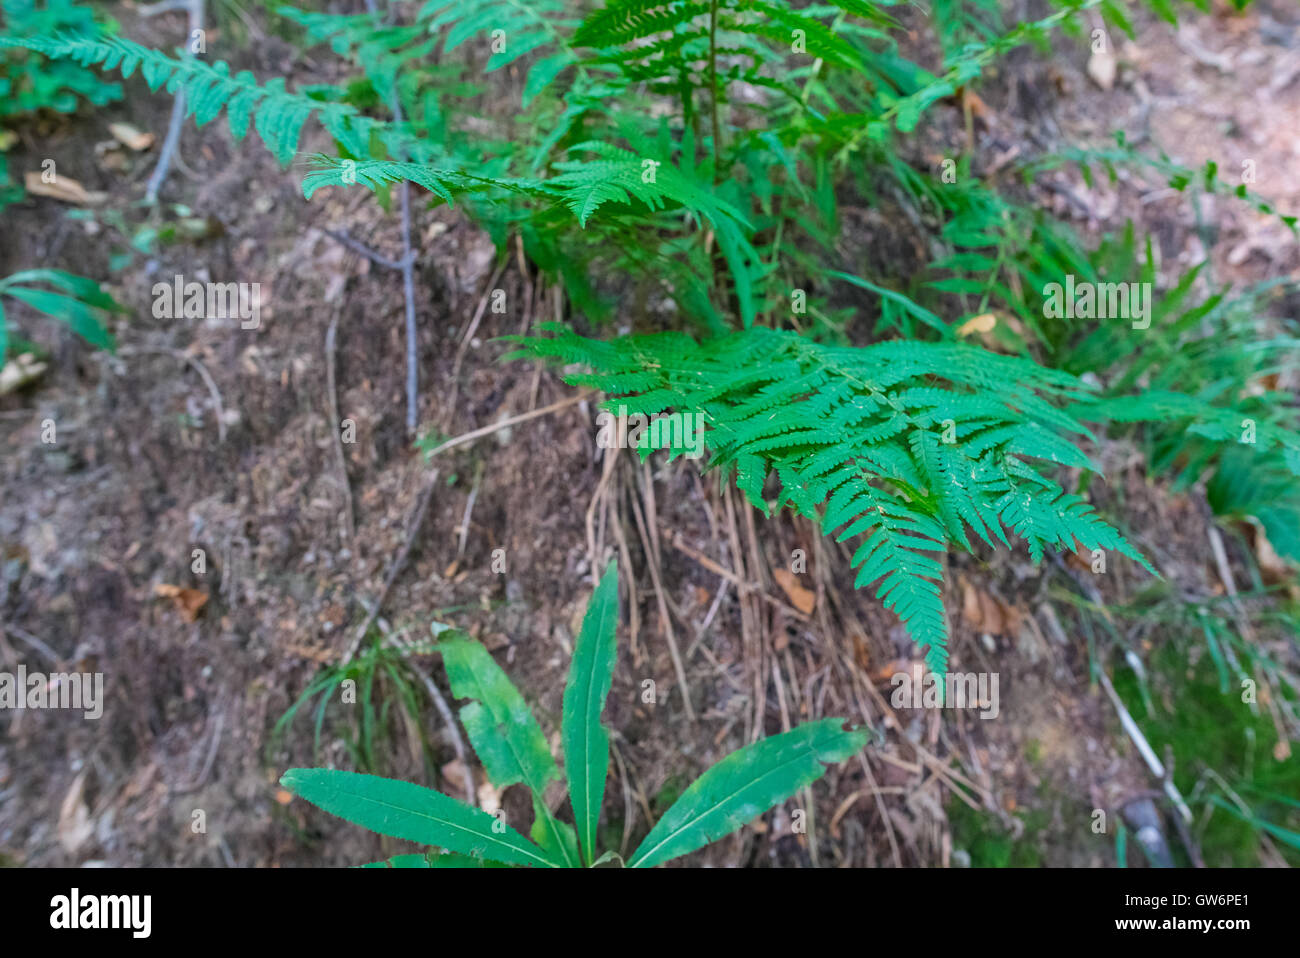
[627,719,868,868]
[0,270,121,311]
[437,636,578,867]
[561,560,619,865]
[531,810,580,866]
[2,286,114,350]
[281,768,554,867]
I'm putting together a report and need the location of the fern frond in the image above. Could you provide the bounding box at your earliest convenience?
[420,0,578,104]
[0,33,378,163]
[513,325,1159,673]
[574,0,711,51]
[551,139,748,228]
[299,155,551,204]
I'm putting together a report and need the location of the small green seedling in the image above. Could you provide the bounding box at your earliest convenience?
[281,561,868,867]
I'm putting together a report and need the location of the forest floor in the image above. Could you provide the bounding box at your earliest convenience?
[1,0,1297,867]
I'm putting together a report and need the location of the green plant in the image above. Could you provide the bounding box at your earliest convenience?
[14,0,1298,682]
[1107,626,1300,866]
[0,268,122,361]
[281,562,868,867]
[0,0,121,117]
[270,627,447,776]
[0,0,121,209]
[512,325,1155,676]
[1040,226,1300,560]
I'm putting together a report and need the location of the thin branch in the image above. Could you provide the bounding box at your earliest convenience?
[174,692,226,794]
[145,0,203,203]
[140,0,192,15]
[1098,667,1195,824]
[444,258,508,431]
[2,625,61,665]
[323,228,412,271]
[363,0,421,435]
[420,391,592,461]
[120,345,227,441]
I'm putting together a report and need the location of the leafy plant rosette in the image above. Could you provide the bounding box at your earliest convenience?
[281,562,868,867]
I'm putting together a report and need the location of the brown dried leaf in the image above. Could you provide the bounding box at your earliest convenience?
[1087,46,1117,91]
[957,313,997,338]
[960,579,1024,637]
[24,171,108,205]
[1251,524,1291,583]
[0,353,48,395]
[772,567,815,614]
[58,770,94,854]
[108,122,155,151]
[154,583,209,622]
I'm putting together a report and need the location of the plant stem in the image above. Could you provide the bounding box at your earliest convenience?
[144,0,203,203]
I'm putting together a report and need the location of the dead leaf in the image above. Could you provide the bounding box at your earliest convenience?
[58,770,94,854]
[154,583,209,622]
[961,87,990,121]
[957,313,997,338]
[871,658,912,684]
[24,171,108,205]
[850,633,871,671]
[1250,523,1292,585]
[440,759,472,795]
[476,779,501,815]
[772,567,815,614]
[108,122,155,151]
[1087,46,1117,91]
[0,352,47,395]
[960,579,1024,637]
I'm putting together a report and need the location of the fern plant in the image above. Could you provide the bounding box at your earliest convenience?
[282,563,868,867]
[511,326,1156,675]
[0,0,1181,675]
[17,1,1290,675]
